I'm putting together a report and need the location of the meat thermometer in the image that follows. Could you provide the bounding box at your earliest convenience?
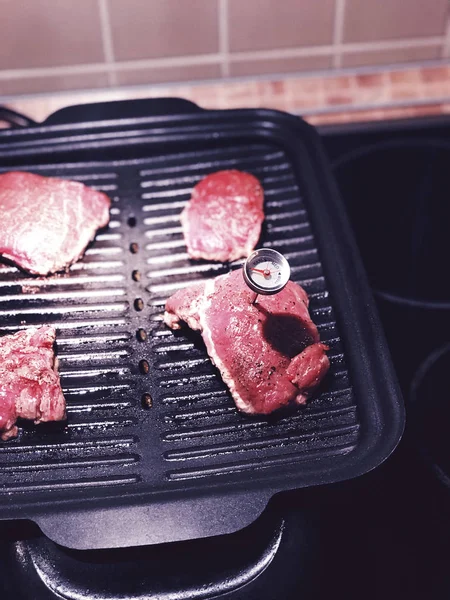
[243,248,291,304]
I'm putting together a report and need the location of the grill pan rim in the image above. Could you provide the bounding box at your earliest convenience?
[0,100,405,549]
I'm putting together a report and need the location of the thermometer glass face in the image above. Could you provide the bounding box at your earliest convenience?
[243,249,290,295]
[249,257,283,289]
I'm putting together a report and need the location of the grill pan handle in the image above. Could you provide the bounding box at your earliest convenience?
[34,489,272,550]
[0,106,37,128]
[43,97,204,125]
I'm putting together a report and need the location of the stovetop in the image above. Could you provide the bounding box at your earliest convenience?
[314,115,450,600]
[0,112,449,600]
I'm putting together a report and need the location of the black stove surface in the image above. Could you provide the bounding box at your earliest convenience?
[0,113,449,600]
[314,115,450,600]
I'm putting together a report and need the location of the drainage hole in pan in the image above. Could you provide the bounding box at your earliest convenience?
[142,393,153,408]
[136,328,148,342]
[130,242,139,254]
[128,216,137,227]
[139,359,150,375]
[132,269,141,282]
[134,298,144,311]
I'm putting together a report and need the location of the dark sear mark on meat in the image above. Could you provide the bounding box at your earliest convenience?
[256,305,316,358]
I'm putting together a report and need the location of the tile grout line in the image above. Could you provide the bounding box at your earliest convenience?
[332,0,346,69]
[98,0,117,86]
[218,0,230,77]
[331,35,444,53]
[443,7,450,57]
[0,55,224,81]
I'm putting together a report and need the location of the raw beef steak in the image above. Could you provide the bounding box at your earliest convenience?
[0,171,111,275]
[164,270,329,414]
[0,326,66,441]
[181,170,264,262]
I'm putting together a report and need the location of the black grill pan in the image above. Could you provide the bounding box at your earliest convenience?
[0,99,404,549]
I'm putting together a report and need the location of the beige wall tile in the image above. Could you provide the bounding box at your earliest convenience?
[219,82,261,108]
[354,74,390,104]
[408,103,444,116]
[229,55,332,76]
[0,73,109,97]
[355,73,386,88]
[115,63,221,86]
[390,86,423,101]
[183,85,224,109]
[288,77,324,94]
[420,66,450,82]
[323,76,353,91]
[254,81,292,112]
[109,0,219,61]
[0,0,104,69]
[419,79,450,97]
[286,77,325,110]
[389,69,422,84]
[342,46,441,67]
[228,0,335,52]
[343,0,448,42]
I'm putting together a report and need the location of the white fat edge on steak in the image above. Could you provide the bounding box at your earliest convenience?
[163,310,183,330]
[198,277,256,414]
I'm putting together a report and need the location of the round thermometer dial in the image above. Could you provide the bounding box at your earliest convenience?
[243,248,290,295]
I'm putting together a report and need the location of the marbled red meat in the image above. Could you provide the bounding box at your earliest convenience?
[0,326,66,441]
[164,270,329,414]
[181,170,264,262]
[0,171,111,275]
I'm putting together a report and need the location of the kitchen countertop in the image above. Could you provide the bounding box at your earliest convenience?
[1,64,450,127]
